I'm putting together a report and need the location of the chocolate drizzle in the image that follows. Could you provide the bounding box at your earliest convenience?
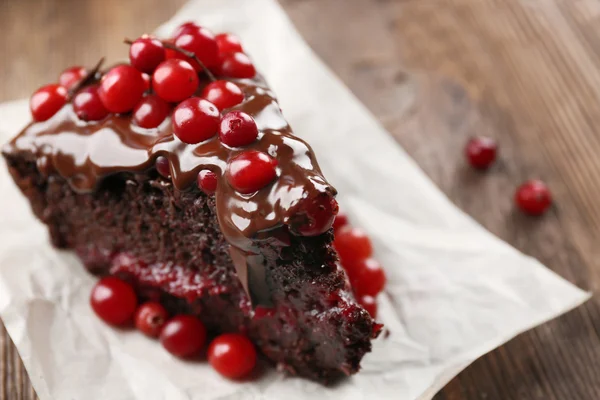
[3,75,336,305]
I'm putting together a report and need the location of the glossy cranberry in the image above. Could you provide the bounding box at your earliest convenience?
[30,84,68,122]
[160,315,207,358]
[72,85,109,121]
[226,150,278,194]
[90,276,138,326]
[129,36,165,74]
[172,97,220,144]
[291,196,339,236]
[334,226,373,264]
[152,59,199,103]
[174,26,220,70]
[219,111,258,147]
[135,302,169,337]
[347,258,386,297]
[515,180,552,216]
[216,33,244,54]
[132,95,170,129]
[197,170,217,194]
[332,211,349,231]
[465,137,498,169]
[172,21,198,39]
[155,156,171,178]
[201,80,244,111]
[358,295,377,318]
[98,65,146,113]
[208,333,257,379]
[59,66,87,90]
[220,52,256,78]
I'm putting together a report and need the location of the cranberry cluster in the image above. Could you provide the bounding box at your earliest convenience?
[332,211,387,318]
[465,137,552,215]
[90,276,257,379]
[29,21,278,196]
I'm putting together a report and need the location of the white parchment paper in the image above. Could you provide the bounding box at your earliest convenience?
[0,0,591,399]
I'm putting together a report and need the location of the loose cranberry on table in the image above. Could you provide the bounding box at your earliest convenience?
[226,150,278,194]
[291,196,339,237]
[73,85,109,122]
[30,84,68,122]
[465,136,498,170]
[129,36,165,74]
[346,258,387,297]
[135,302,169,338]
[58,66,87,90]
[358,295,377,318]
[334,226,373,264]
[201,80,244,111]
[172,97,220,144]
[152,59,199,103]
[215,33,244,54]
[160,315,207,358]
[515,179,552,216]
[90,276,138,326]
[332,211,349,231]
[219,111,259,147]
[132,95,170,129]
[220,52,256,78]
[208,333,257,379]
[174,25,220,70]
[98,65,146,113]
[197,170,218,194]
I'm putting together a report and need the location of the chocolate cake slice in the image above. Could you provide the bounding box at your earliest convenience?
[2,27,379,383]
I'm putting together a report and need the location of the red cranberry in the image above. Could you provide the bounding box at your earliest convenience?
[201,80,244,111]
[153,59,199,103]
[90,276,138,326]
[155,156,171,178]
[30,84,68,122]
[515,180,552,216]
[347,258,386,297]
[163,38,179,60]
[219,111,258,147]
[197,170,217,194]
[129,36,166,74]
[132,95,170,129]
[134,302,169,338]
[174,26,220,70]
[465,137,498,169]
[290,196,339,236]
[334,226,373,264]
[208,333,257,379]
[226,150,278,194]
[358,295,377,318]
[172,21,199,39]
[59,66,87,90]
[172,97,220,144]
[99,65,146,113]
[220,52,256,78]
[73,85,109,121]
[332,211,349,231]
[216,33,244,54]
[160,315,207,358]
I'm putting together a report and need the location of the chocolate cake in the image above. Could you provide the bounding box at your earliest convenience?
[2,26,379,383]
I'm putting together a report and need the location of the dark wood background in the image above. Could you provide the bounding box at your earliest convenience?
[1,0,599,398]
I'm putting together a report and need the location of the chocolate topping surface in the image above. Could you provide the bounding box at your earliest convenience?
[3,76,336,304]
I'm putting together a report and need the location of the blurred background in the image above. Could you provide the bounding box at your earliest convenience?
[1,0,600,399]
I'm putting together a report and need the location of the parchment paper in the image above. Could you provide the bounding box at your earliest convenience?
[0,0,590,399]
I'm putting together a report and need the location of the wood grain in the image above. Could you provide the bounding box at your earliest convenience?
[1,0,600,398]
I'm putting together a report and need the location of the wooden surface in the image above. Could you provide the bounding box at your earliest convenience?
[1,0,599,398]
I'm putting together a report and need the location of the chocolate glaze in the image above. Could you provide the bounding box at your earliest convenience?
[3,76,336,305]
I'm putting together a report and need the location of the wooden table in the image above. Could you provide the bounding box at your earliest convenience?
[1,0,599,398]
